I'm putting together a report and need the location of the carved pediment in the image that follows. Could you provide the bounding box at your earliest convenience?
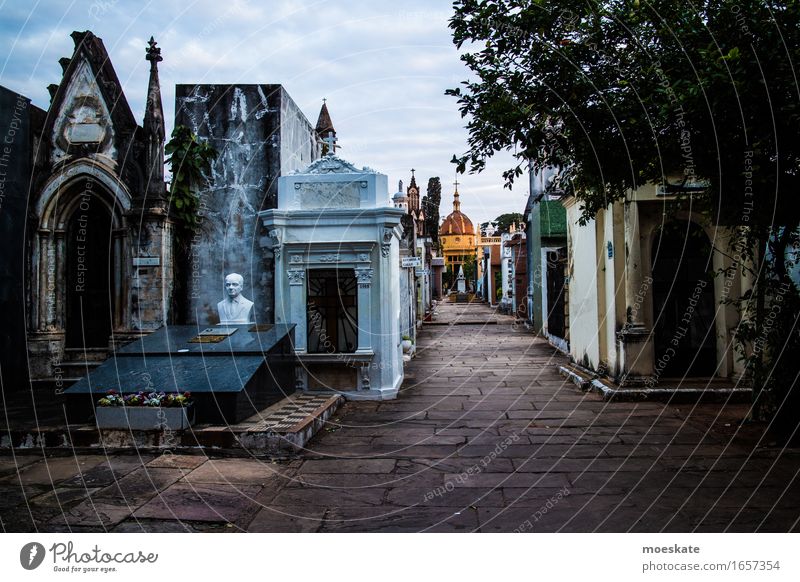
[51,60,116,164]
[299,154,366,175]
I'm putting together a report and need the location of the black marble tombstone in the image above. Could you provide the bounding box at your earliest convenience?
[64,324,296,425]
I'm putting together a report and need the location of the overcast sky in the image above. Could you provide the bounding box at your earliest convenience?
[0,0,529,226]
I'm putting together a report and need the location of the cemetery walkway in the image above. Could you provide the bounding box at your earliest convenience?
[2,301,799,532]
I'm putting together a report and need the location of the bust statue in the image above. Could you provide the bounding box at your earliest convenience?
[217,273,254,324]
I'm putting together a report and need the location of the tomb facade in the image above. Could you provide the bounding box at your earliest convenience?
[261,146,405,399]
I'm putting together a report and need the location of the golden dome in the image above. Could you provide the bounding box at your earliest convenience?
[440,187,473,235]
[441,210,474,236]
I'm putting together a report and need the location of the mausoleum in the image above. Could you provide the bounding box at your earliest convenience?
[260,145,405,399]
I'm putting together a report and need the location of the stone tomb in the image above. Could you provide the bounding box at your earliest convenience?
[64,324,296,424]
[260,152,405,399]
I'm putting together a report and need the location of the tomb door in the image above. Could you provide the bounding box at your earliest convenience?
[547,248,567,339]
[651,222,716,377]
[65,196,113,348]
[306,269,358,353]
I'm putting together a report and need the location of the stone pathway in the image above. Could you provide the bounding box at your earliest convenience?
[1,301,799,532]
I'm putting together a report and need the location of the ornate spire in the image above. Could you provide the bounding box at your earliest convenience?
[406,168,420,213]
[144,36,166,197]
[452,177,461,212]
[144,37,164,141]
[316,100,336,154]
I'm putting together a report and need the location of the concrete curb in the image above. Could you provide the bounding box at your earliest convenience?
[557,364,751,403]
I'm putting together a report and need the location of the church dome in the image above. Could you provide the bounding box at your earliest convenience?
[440,185,473,235]
[440,210,473,235]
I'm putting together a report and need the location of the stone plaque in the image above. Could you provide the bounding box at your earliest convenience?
[133,257,160,266]
[199,327,238,336]
[297,182,360,209]
[66,123,104,144]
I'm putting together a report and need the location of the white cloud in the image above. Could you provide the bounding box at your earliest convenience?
[0,0,528,225]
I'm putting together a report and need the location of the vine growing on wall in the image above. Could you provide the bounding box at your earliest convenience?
[165,125,217,240]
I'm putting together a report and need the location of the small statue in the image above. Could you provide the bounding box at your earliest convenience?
[217,273,254,324]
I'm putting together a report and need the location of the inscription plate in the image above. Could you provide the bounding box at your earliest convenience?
[66,123,104,144]
[199,327,238,337]
[297,182,361,209]
[133,257,160,266]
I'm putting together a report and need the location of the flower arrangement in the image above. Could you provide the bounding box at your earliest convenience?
[97,390,192,408]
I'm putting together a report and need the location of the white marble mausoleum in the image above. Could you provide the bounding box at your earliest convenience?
[260,152,405,399]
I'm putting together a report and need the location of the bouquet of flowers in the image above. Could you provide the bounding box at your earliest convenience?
[97,389,192,408]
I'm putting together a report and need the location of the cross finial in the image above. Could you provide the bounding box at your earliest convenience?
[146,36,162,66]
[323,97,327,104]
[453,178,460,191]
[411,168,415,177]
[323,131,337,156]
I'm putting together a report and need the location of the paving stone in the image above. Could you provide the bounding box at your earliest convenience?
[388,485,504,508]
[58,456,152,488]
[146,454,208,470]
[270,486,387,507]
[133,483,262,524]
[2,455,108,486]
[298,458,396,474]
[0,455,42,478]
[322,505,479,532]
[55,499,135,528]
[112,519,213,533]
[93,467,184,505]
[442,471,569,489]
[182,459,296,485]
[4,302,800,532]
[247,506,326,532]
[291,472,440,490]
[29,486,103,508]
[395,457,516,475]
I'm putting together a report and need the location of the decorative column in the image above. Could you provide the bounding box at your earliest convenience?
[616,199,655,386]
[287,268,306,352]
[354,267,374,353]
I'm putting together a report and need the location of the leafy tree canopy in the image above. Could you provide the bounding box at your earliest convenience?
[447,0,800,230]
[482,212,524,235]
[447,1,800,428]
[423,177,442,245]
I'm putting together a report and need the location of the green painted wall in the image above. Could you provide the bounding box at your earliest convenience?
[527,199,567,333]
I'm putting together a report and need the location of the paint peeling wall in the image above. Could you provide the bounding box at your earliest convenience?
[175,84,319,325]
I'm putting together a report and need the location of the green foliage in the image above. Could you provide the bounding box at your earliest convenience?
[448,1,800,429]
[483,212,524,235]
[423,177,442,245]
[165,125,218,237]
[462,253,477,281]
[448,0,800,227]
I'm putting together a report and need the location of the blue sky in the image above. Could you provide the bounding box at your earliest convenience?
[0,0,529,226]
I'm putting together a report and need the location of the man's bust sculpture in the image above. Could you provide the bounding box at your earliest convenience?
[217,273,254,324]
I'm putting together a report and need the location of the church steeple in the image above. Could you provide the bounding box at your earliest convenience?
[143,36,166,197]
[452,178,461,212]
[407,168,420,213]
[316,99,337,155]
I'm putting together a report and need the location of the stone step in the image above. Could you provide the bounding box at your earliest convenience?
[59,360,103,375]
[557,364,751,403]
[62,347,110,362]
[0,393,344,456]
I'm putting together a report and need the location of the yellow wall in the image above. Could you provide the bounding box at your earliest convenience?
[440,233,476,267]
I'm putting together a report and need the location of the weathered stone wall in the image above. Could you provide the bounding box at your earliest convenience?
[175,84,318,325]
[1,86,33,386]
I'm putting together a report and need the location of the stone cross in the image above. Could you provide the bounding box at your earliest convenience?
[146,37,162,70]
[323,131,337,155]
